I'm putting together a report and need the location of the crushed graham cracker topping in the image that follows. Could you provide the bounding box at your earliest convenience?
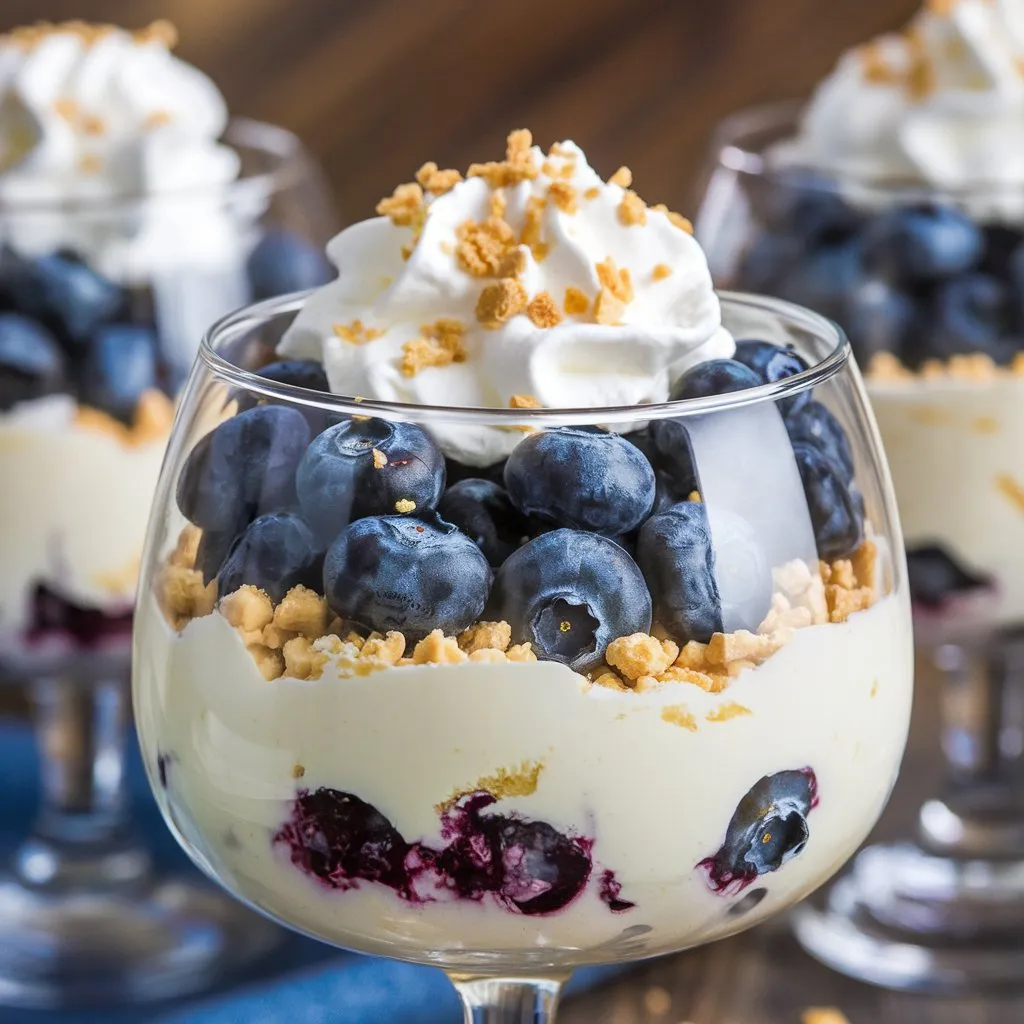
[509,393,542,410]
[467,129,539,188]
[376,182,425,228]
[333,320,383,345]
[75,388,174,447]
[415,161,463,195]
[609,166,633,188]
[652,263,672,281]
[547,180,578,214]
[563,286,591,316]
[618,190,647,227]
[596,257,634,303]
[438,760,544,812]
[394,498,417,513]
[476,278,528,328]
[868,350,1023,381]
[526,291,563,328]
[399,319,467,377]
[651,204,693,233]
[3,20,178,50]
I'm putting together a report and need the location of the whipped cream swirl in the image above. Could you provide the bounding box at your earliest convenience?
[776,0,1024,216]
[279,134,733,466]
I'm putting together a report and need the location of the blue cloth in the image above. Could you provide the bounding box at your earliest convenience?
[0,719,630,1023]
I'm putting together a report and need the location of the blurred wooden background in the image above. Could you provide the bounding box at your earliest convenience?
[3,0,920,223]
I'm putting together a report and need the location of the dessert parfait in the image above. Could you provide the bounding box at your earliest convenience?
[0,20,334,1009]
[135,129,913,988]
[697,0,1024,992]
[0,20,333,671]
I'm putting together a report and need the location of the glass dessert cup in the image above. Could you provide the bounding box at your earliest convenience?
[697,100,1024,992]
[0,118,336,1008]
[132,290,912,1021]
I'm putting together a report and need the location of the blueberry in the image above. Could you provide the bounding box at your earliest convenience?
[669,358,762,401]
[79,324,160,423]
[216,512,323,603]
[248,359,330,396]
[491,529,652,672]
[6,254,123,346]
[323,513,491,639]
[248,230,333,300]
[445,456,507,488]
[698,768,818,894]
[785,400,855,482]
[503,428,655,536]
[177,405,311,534]
[637,502,772,644]
[929,273,1017,364]
[844,278,920,365]
[906,544,994,610]
[792,442,863,560]
[756,169,860,242]
[0,313,66,410]
[778,238,863,323]
[438,479,531,567]
[648,418,699,498]
[739,233,805,294]
[861,204,983,284]
[297,418,445,543]
[1009,242,1024,332]
[732,339,811,414]
[195,527,240,585]
[274,788,414,897]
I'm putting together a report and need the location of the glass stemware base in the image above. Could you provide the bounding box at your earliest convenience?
[0,671,279,1009]
[794,630,1024,993]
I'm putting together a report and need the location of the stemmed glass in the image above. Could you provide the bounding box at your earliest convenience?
[0,119,336,1008]
[697,101,1024,992]
[132,289,912,1021]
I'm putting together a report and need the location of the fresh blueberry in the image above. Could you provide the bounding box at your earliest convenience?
[756,169,860,242]
[216,512,323,603]
[739,233,805,294]
[778,238,863,323]
[503,428,655,536]
[861,204,983,284]
[297,418,445,543]
[0,312,66,411]
[79,324,160,423]
[732,339,811,414]
[929,273,1017,364]
[637,502,772,644]
[669,358,762,401]
[177,405,311,534]
[906,544,994,610]
[195,527,240,585]
[792,442,863,560]
[6,254,124,346]
[438,479,531,568]
[274,788,414,897]
[323,513,491,639]
[248,230,333,301]
[445,456,508,488]
[980,226,1024,280]
[698,768,818,894]
[491,529,652,672]
[648,419,700,498]
[1009,242,1024,333]
[785,400,855,482]
[235,359,336,434]
[844,278,920,365]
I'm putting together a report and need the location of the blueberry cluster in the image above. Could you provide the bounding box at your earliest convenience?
[0,231,331,422]
[738,173,1024,369]
[273,786,632,917]
[178,341,862,667]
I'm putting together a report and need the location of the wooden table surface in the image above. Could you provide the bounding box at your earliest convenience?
[3,1,1017,1020]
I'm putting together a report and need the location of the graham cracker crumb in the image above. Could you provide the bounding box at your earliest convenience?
[707,701,753,722]
[456,208,518,277]
[948,353,998,380]
[593,667,630,691]
[596,256,634,303]
[651,203,693,233]
[413,630,467,665]
[652,263,672,281]
[526,291,563,328]
[134,19,179,47]
[609,166,633,188]
[395,498,417,513]
[248,643,285,681]
[607,633,680,681]
[687,490,702,502]
[372,448,387,469]
[496,248,528,278]
[274,585,329,638]
[547,180,578,214]
[860,41,903,85]
[507,642,537,662]
[476,278,528,328]
[282,635,329,680]
[520,195,550,262]
[469,648,508,663]
[157,564,216,630]
[705,629,789,667]
[584,187,601,200]
[593,288,626,326]
[563,286,590,316]
[826,584,874,623]
[360,631,407,668]
[802,1010,851,1024]
[675,640,710,671]
[829,559,857,591]
[658,666,729,692]
[662,705,698,731]
[292,764,305,779]
[332,320,383,345]
[262,622,298,650]
[168,524,201,569]
[400,320,467,376]
[376,182,425,228]
[342,630,365,649]
[509,393,542,410]
[439,759,544,812]
[143,110,173,130]
[415,161,463,195]
[996,474,1024,514]
[458,620,512,653]
[867,351,914,380]
[618,190,647,227]
[220,585,274,645]
[467,129,539,188]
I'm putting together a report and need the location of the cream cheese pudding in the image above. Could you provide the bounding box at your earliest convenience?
[719,0,1024,631]
[134,133,912,970]
[0,21,332,660]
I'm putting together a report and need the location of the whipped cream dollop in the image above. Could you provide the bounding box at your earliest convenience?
[776,0,1024,214]
[0,21,247,279]
[279,132,733,466]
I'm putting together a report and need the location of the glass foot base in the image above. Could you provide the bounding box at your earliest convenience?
[792,841,1024,993]
[0,874,280,1009]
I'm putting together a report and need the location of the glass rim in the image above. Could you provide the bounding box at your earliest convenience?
[198,289,852,426]
[0,116,310,216]
[711,98,1024,201]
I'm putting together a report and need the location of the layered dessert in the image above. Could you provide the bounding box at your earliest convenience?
[0,21,331,661]
[725,0,1024,634]
[135,133,912,964]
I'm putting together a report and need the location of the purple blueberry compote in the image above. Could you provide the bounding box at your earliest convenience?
[273,787,630,918]
[698,768,819,895]
[27,584,134,649]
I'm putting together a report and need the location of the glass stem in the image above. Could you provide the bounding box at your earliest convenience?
[11,675,151,893]
[450,974,568,1024]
